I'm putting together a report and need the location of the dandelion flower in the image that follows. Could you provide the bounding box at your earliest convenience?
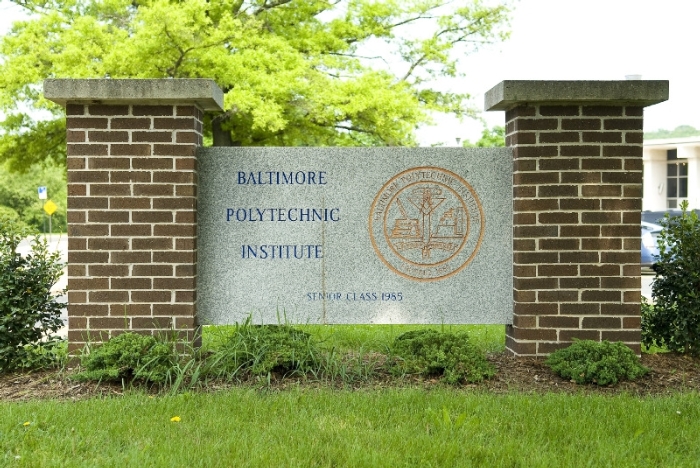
[22,422,30,427]
[170,416,181,422]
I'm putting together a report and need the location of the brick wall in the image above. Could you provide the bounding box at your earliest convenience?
[507,104,643,355]
[65,103,202,351]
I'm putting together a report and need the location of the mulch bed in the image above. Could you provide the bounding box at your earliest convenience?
[1,352,698,402]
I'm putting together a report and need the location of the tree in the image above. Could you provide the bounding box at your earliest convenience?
[462,125,505,147]
[0,0,510,170]
[644,125,700,140]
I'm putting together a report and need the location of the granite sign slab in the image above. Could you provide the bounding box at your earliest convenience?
[197,147,512,325]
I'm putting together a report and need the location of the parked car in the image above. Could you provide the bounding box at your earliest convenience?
[641,221,662,268]
[642,209,700,225]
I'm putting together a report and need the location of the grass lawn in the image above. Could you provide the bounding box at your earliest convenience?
[1,390,698,467]
[1,325,698,467]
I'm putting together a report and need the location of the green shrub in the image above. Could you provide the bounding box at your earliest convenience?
[546,340,648,386]
[0,214,65,372]
[206,320,321,378]
[389,329,495,384]
[75,332,180,384]
[644,202,700,355]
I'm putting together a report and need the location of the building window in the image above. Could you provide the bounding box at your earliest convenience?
[667,149,688,209]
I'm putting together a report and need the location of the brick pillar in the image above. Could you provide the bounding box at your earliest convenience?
[44,79,223,352]
[485,81,668,356]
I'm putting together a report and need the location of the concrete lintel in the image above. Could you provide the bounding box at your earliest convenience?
[44,79,224,112]
[485,80,669,111]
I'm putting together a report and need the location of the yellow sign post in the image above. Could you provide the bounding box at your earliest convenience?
[43,200,57,233]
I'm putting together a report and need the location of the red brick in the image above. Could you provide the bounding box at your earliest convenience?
[560,252,599,263]
[132,264,173,276]
[175,212,197,224]
[69,304,108,317]
[560,145,600,157]
[560,199,599,210]
[623,316,641,329]
[507,132,536,145]
[68,251,109,263]
[67,211,86,223]
[133,131,174,142]
[67,117,108,129]
[539,316,580,328]
[538,185,579,197]
[67,157,86,169]
[67,144,109,156]
[88,211,129,223]
[68,238,86,250]
[539,212,578,224]
[623,291,642,303]
[580,264,620,276]
[67,130,86,142]
[132,158,173,170]
[68,184,86,196]
[625,132,643,144]
[133,105,174,116]
[601,304,639,316]
[539,132,579,143]
[132,211,173,223]
[154,118,195,130]
[513,146,559,158]
[154,225,197,237]
[623,265,641,276]
[153,172,195,183]
[560,172,601,184]
[581,238,622,250]
[88,157,131,170]
[624,159,643,171]
[537,342,572,354]
[506,106,537,120]
[602,146,642,157]
[539,290,578,302]
[604,119,643,131]
[131,291,172,302]
[505,337,537,356]
[602,172,641,184]
[88,104,129,116]
[89,265,129,276]
[514,290,536,302]
[513,303,558,315]
[132,317,174,329]
[132,238,173,250]
[513,252,559,264]
[111,118,151,129]
[560,303,600,315]
[582,106,623,116]
[560,330,600,341]
[133,184,174,196]
[153,251,195,263]
[581,185,622,197]
[514,186,537,198]
[68,224,109,237]
[561,277,600,289]
[600,252,639,263]
[70,278,109,290]
[111,278,152,289]
[110,197,151,210]
[110,171,151,183]
[88,238,129,250]
[539,238,579,250]
[68,330,107,342]
[111,224,152,236]
[511,328,557,341]
[515,159,537,171]
[88,131,129,142]
[513,239,536,251]
[561,118,600,130]
[90,184,131,196]
[514,226,559,238]
[176,185,197,197]
[514,213,536,225]
[68,172,109,183]
[154,144,196,157]
[582,212,620,224]
[582,132,622,143]
[514,277,558,289]
[89,317,132,330]
[560,225,600,237]
[513,118,560,131]
[623,185,643,198]
[111,252,151,263]
[538,159,579,171]
[153,304,195,316]
[110,144,151,156]
[175,158,197,170]
[514,199,559,211]
[153,198,196,210]
[601,330,641,342]
[538,264,578,276]
[539,105,580,116]
[581,158,622,170]
[581,290,621,302]
[66,104,85,115]
[90,291,129,302]
[175,290,196,302]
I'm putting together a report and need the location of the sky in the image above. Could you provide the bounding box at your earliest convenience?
[0,0,694,146]
[416,0,699,146]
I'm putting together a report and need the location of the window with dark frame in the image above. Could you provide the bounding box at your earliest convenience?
[667,149,688,209]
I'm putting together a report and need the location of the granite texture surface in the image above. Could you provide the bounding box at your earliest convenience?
[197,147,512,325]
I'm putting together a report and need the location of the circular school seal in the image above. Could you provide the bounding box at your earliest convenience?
[369,167,485,282]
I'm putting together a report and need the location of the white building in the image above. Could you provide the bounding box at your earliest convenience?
[643,136,700,210]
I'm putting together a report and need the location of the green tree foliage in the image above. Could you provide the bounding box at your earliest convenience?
[0,161,67,233]
[644,125,700,140]
[644,202,700,355]
[462,125,505,147]
[0,0,510,170]
[0,215,65,371]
